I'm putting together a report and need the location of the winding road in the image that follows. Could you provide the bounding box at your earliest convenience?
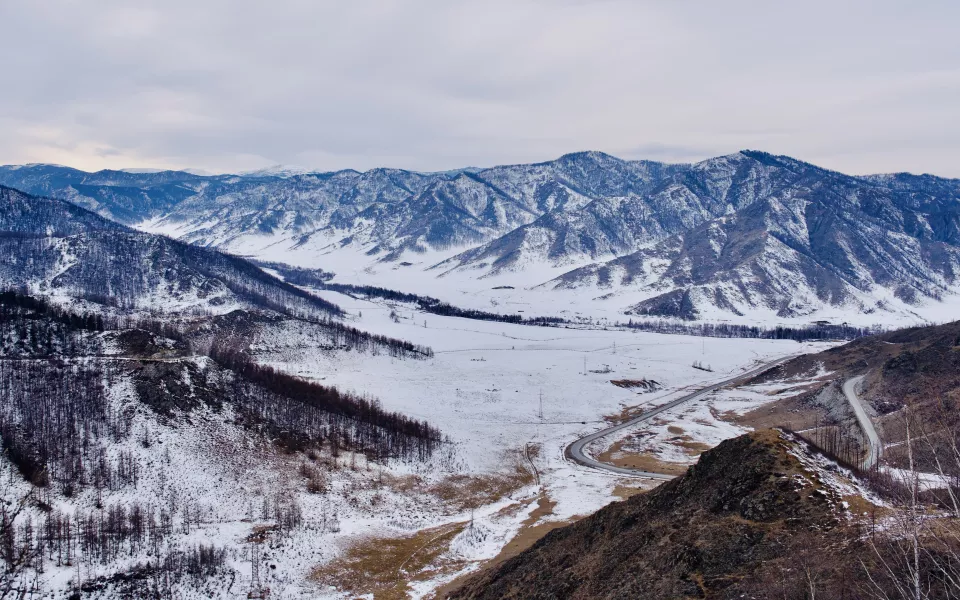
[565,354,801,480]
[841,375,882,469]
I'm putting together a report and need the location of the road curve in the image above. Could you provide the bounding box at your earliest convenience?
[842,375,882,469]
[565,354,801,480]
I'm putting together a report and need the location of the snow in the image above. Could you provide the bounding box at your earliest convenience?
[239,165,317,178]
[137,217,960,330]
[882,467,955,491]
[3,287,833,598]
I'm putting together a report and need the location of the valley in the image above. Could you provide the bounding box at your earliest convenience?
[0,153,958,598]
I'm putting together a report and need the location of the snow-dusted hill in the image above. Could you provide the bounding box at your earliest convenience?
[3,151,959,323]
[0,186,342,318]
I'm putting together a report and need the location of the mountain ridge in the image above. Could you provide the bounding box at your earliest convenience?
[3,151,959,322]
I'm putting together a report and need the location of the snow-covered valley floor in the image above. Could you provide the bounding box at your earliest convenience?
[2,286,835,599]
[239,289,833,597]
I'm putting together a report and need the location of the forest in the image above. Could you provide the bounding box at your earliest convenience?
[0,290,444,596]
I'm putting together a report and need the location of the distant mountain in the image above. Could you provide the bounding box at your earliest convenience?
[0,185,123,235]
[0,163,218,223]
[433,151,781,274]
[238,164,316,178]
[3,151,959,321]
[550,153,960,319]
[0,186,341,317]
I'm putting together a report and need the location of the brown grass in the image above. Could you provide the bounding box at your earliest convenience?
[669,435,712,456]
[612,483,651,500]
[428,467,534,512]
[732,383,830,431]
[311,522,468,600]
[596,440,689,476]
[384,448,536,513]
[246,524,279,543]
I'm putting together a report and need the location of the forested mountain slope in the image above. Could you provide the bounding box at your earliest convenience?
[0,292,442,597]
[0,186,342,318]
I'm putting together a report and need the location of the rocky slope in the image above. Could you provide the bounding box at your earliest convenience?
[448,430,849,599]
[761,319,960,474]
[447,428,953,600]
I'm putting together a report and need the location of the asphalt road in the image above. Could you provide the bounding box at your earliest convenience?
[564,354,800,480]
[842,375,882,469]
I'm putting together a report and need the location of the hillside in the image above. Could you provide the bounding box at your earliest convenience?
[754,319,960,475]
[0,292,445,597]
[0,185,124,235]
[0,186,342,318]
[448,429,950,600]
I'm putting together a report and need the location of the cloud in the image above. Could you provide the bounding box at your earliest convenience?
[1,0,958,176]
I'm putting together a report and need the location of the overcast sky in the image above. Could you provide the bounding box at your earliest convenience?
[1,1,958,176]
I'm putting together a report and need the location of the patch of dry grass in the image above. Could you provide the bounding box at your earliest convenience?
[597,440,689,476]
[431,493,582,599]
[612,483,652,500]
[311,522,468,600]
[384,448,536,513]
[669,435,712,456]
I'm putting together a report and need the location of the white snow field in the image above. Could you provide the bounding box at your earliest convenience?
[237,287,834,596]
[3,245,839,598]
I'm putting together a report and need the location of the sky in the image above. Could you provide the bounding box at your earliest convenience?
[1,1,958,177]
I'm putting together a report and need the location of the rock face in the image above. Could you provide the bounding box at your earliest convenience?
[448,430,844,600]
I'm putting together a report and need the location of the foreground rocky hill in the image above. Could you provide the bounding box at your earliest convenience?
[448,429,956,600]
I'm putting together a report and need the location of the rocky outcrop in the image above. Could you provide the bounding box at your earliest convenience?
[448,430,849,600]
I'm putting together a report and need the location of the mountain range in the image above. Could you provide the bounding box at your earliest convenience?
[2,151,958,322]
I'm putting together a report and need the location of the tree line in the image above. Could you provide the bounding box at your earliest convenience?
[209,342,443,461]
[617,318,883,342]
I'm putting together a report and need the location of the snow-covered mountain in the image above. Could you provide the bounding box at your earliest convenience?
[238,164,317,178]
[3,151,959,322]
[0,186,342,318]
[549,153,960,319]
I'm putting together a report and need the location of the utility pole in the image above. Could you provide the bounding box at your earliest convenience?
[248,541,269,598]
[538,389,543,421]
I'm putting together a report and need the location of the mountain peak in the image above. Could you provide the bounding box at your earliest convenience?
[555,150,622,164]
[238,164,316,178]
